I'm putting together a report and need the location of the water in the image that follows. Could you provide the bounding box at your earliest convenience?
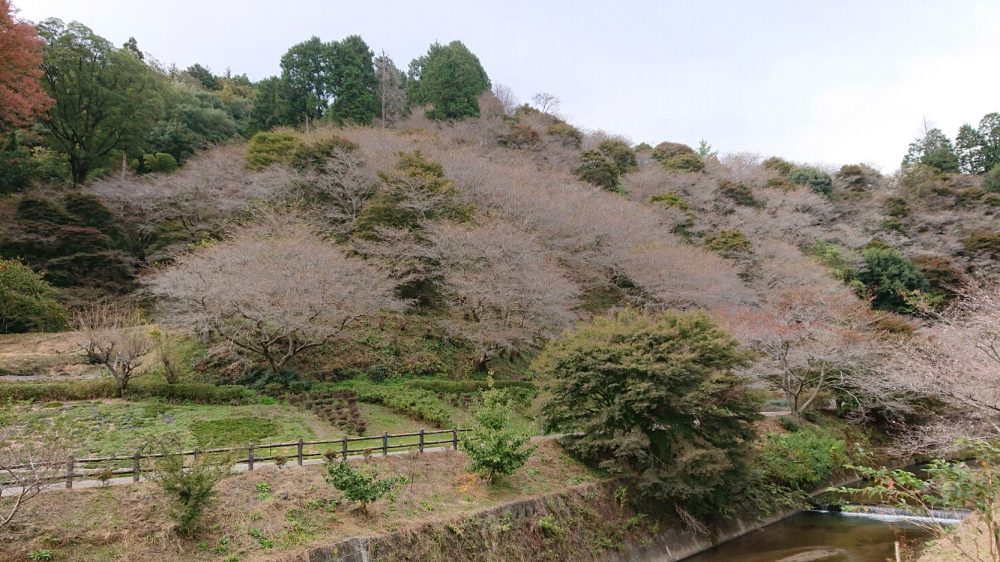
[682,511,936,562]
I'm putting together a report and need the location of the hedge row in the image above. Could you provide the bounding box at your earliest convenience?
[334,381,453,428]
[406,379,535,394]
[0,380,261,404]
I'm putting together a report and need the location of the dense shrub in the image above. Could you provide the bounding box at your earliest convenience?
[574,150,621,190]
[762,156,794,175]
[339,381,453,427]
[0,134,35,193]
[142,152,179,174]
[758,428,848,490]
[245,131,304,170]
[705,229,752,258]
[290,135,358,170]
[717,179,762,207]
[788,166,833,196]
[911,255,964,296]
[537,310,760,519]
[152,437,230,536]
[497,123,541,149]
[660,152,705,173]
[596,139,637,174]
[545,122,583,148]
[649,192,690,210]
[0,258,68,333]
[963,229,1000,256]
[836,163,878,191]
[857,246,930,312]
[0,380,261,404]
[984,165,1000,193]
[325,459,403,511]
[650,141,694,161]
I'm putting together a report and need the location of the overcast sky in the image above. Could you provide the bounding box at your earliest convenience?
[17,0,1000,171]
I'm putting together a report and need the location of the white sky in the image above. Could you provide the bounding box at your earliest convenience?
[16,0,1000,172]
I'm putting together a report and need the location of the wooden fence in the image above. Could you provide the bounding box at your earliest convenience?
[4,428,471,490]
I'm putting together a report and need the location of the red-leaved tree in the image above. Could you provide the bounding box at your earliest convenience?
[0,0,52,127]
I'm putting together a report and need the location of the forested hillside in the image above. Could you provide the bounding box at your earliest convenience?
[3,1,1000,560]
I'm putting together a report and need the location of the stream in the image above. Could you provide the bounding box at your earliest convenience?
[682,511,937,562]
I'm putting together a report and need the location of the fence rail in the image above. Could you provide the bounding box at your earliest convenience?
[2,428,471,490]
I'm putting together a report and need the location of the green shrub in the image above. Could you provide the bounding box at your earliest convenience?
[705,229,752,258]
[659,153,704,173]
[650,141,694,162]
[460,384,536,484]
[142,152,179,174]
[537,309,760,519]
[545,122,583,148]
[152,437,231,536]
[788,166,833,196]
[717,179,762,207]
[325,459,403,511]
[984,165,1000,193]
[596,139,637,174]
[762,156,794,175]
[245,132,304,170]
[649,192,690,210]
[0,134,35,193]
[0,258,69,333]
[758,428,848,490]
[340,381,453,427]
[574,150,620,190]
[836,164,878,190]
[963,229,1000,256]
[290,135,358,170]
[857,246,929,312]
[0,380,260,404]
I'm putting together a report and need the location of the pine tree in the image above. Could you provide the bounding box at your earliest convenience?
[955,124,986,175]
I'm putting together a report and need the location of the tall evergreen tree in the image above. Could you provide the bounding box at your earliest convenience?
[279,36,335,129]
[249,76,290,131]
[977,112,1000,173]
[408,41,490,120]
[902,120,959,173]
[328,35,377,125]
[956,124,987,175]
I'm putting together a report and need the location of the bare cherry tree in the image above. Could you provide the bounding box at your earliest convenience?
[288,148,376,236]
[424,219,580,369]
[147,215,405,375]
[491,83,519,115]
[717,281,880,416]
[0,425,64,532]
[531,92,561,114]
[879,279,1000,453]
[76,304,153,397]
[375,51,407,126]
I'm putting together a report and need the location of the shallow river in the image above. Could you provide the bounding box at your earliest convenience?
[682,511,935,562]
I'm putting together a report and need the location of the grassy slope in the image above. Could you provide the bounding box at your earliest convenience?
[0,441,600,561]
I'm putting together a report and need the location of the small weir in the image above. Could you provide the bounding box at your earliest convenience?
[814,503,969,526]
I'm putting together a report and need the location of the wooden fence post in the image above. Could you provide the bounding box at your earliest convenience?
[132,452,141,483]
[247,446,254,471]
[382,432,388,457]
[452,428,459,450]
[65,455,74,489]
[418,429,425,453]
[297,439,304,466]
[341,436,348,460]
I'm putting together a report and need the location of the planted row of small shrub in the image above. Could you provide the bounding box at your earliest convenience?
[324,381,453,428]
[0,380,261,404]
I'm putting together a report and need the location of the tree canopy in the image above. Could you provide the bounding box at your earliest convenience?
[0,0,52,128]
[408,41,490,120]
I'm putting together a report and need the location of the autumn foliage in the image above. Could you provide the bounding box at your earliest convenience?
[0,1,52,128]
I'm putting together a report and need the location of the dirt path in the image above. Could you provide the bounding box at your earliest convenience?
[0,331,102,381]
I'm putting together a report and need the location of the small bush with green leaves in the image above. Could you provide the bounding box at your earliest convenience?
[245,131,304,170]
[142,152,179,174]
[705,229,752,258]
[574,150,621,190]
[0,258,69,334]
[649,192,690,210]
[659,152,705,173]
[857,246,930,312]
[596,139,637,174]
[152,439,231,536]
[498,123,541,149]
[650,141,694,161]
[325,459,403,511]
[788,166,833,196]
[460,383,536,484]
[762,156,794,175]
[545,122,583,148]
[717,179,762,207]
[984,165,1000,193]
[290,135,357,170]
[758,427,847,490]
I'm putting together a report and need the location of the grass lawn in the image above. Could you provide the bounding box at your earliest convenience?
[0,441,603,561]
